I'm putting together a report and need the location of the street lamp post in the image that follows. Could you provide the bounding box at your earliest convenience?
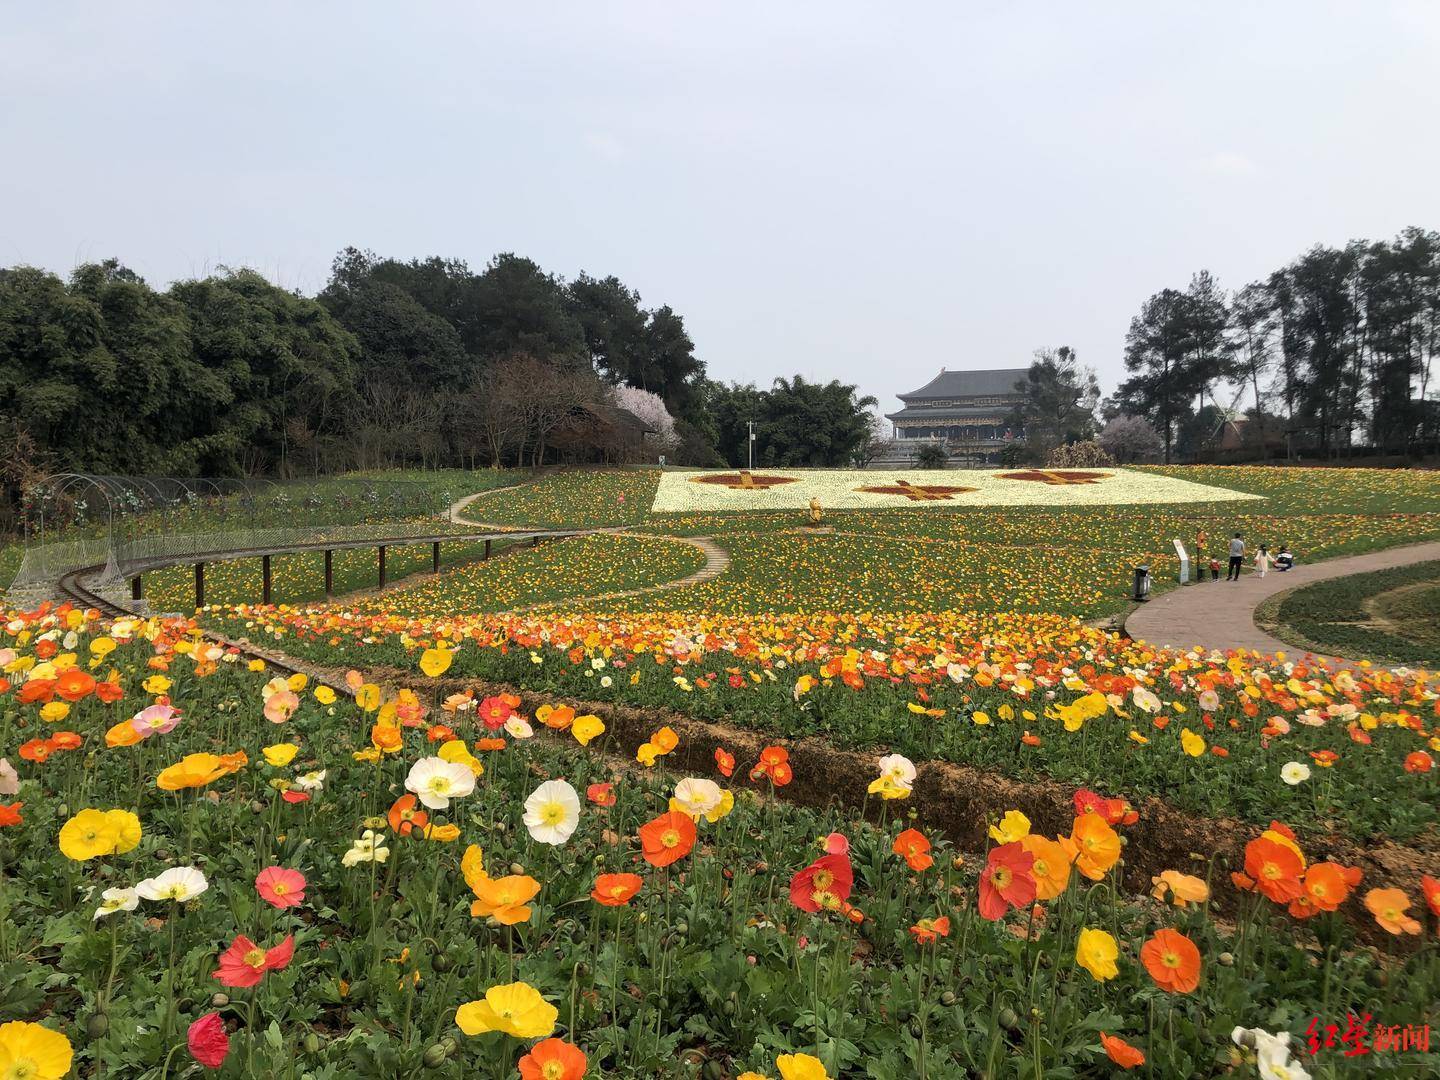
[747,421,755,470]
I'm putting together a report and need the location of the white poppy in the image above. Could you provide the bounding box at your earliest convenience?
[522,779,581,845]
[93,886,140,920]
[876,754,916,792]
[294,769,328,792]
[405,757,476,810]
[1280,762,1310,786]
[342,829,390,867]
[505,715,534,740]
[136,866,209,902]
[673,777,723,817]
[0,757,18,796]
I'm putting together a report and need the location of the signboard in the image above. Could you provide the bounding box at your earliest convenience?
[1173,539,1190,584]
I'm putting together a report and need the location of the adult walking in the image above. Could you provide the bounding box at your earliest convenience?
[1226,533,1245,581]
[1254,544,1271,579]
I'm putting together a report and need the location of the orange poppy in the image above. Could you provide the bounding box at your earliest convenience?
[34,639,58,660]
[749,745,793,786]
[1364,888,1422,935]
[638,811,696,868]
[54,668,97,702]
[909,915,951,943]
[1139,928,1201,993]
[0,802,22,827]
[1404,751,1433,773]
[474,737,507,752]
[94,679,124,703]
[387,794,429,836]
[426,724,457,743]
[591,873,644,906]
[49,731,83,751]
[893,828,933,872]
[1100,1032,1145,1069]
[18,738,56,763]
[17,679,56,704]
[1068,814,1121,881]
[1020,835,1073,901]
[1243,837,1304,904]
[518,1038,586,1080]
[537,704,576,731]
[469,875,541,925]
[714,747,735,777]
[1294,862,1355,914]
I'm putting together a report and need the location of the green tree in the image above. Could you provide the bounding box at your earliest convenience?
[170,269,357,475]
[757,376,879,467]
[1008,346,1099,460]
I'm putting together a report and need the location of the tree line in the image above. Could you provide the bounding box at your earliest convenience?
[0,249,881,483]
[1117,227,1440,461]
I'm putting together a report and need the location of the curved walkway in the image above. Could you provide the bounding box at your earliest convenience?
[1124,540,1440,657]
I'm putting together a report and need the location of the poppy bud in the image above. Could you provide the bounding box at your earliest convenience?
[303,1032,322,1054]
[86,1013,109,1038]
[422,1044,449,1068]
[432,953,453,973]
[1218,952,1234,967]
[211,993,230,1008]
[998,1006,1020,1031]
[509,862,525,875]
[940,991,957,1007]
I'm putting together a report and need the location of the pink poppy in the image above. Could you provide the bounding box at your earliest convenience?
[213,934,295,987]
[978,842,1036,920]
[823,832,850,855]
[255,866,307,909]
[281,789,311,804]
[131,703,182,738]
[263,690,300,724]
[187,1012,230,1069]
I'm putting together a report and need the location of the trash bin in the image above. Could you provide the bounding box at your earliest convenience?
[1132,565,1151,602]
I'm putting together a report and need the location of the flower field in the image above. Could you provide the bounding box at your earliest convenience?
[1,606,1436,1078]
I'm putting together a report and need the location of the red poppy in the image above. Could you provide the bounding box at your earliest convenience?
[586,783,616,807]
[187,1012,230,1069]
[789,852,853,913]
[94,680,124,703]
[638,811,696,868]
[477,695,515,730]
[1421,874,1440,917]
[281,789,311,804]
[714,747,735,777]
[387,794,429,836]
[1404,751,1433,774]
[213,934,295,987]
[16,680,56,704]
[0,802,22,827]
[978,842,1036,921]
[33,639,58,660]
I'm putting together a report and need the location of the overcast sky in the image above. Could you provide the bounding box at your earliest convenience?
[4,2,1439,413]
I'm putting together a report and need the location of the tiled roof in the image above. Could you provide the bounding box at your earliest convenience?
[897,367,1029,402]
[884,404,1014,421]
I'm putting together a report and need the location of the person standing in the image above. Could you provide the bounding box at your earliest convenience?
[1227,533,1245,581]
[1254,544,1271,579]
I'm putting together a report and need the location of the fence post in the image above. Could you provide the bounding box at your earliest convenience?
[432,541,441,574]
[484,539,491,561]
[324,550,333,598]
[378,545,387,589]
[131,575,142,601]
[262,554,272,605]
[194,562,205,609]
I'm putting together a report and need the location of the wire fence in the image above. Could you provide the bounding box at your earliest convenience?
[8,474,471,591]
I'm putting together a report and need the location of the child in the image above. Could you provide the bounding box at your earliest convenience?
[1254,545,1271,579]
[1275,545,1294,571]
[1208,556,1221,581]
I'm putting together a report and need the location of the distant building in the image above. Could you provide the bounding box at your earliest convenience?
[883,367,1028,465]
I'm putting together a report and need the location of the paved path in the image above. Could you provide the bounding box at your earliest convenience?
[1124,541,1440,657]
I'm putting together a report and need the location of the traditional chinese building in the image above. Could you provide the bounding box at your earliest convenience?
[883,367,1027,465]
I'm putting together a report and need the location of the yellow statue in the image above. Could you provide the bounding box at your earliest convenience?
[808,497,823,525]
